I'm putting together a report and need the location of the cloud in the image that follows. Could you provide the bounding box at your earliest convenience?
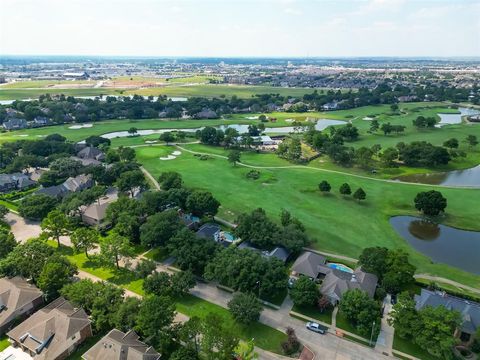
[284,7,302,15]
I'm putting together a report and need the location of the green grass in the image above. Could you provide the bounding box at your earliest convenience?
[393,334,440,360]
[137,145,480,289]
[176,294,287,353]
[143,247,170,262]
[0,88,120,100]
[48,242,287,354]
[291,305,333,324]
[0,335,9,351]
[335,313,368,339]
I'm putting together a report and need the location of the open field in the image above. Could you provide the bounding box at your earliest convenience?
[0,88,120,100]
[0,80,97,89]
[137,144,480,288]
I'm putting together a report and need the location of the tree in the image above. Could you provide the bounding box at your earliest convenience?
[443,138,459,149]
[0,239,54,282]
[158,171,183,190]
[227,150,241,166]
[140,209,183,248]
[380,147,398,167]
[117,146,136,162]
[281,327,301,355]
[41,210,70,247]
[388,292,421,339]
[227,292,263,325]
[128,127,138,136]
[112,297,141,333]
[0,205,8,219]
[116,170,146,197]
[382,250,416,294]
[358,247,389,277]
[465,134,478,147]
[100,231,134,269]
[290,277,319,307]
[355,147,374,169]
[134,259,156,279]
[0,231,16,259]
[19,194,57,220]
[339,289,381,337]
[170,270,196,298]
[235,208,279,249]
[414,190,447,216]
[353,187,366,201]
[186,190,220,217]
[201,313,239,360]
[318,180,331,193]
[339,183,351,196]
[37,255,77,300]
[136,295,176,354]
[390,104,399,112]
[71,227,98,258]
[159,132,175,145]
[143,271,172,296]
[369,119,379,133]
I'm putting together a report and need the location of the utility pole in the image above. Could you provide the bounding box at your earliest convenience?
[369,321,376,346]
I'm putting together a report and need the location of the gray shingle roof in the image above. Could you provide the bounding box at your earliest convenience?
[320,268,378,303]
[291,251,328,278]
[415,289,480,335]
[82,329,160,360]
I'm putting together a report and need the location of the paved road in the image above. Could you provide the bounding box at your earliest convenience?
[374,295,394,356]
[414,274,480,295]
[192,282,389,360]
[5,212,41,243]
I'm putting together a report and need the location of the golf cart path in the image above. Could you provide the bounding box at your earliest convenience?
[174,144,480,189]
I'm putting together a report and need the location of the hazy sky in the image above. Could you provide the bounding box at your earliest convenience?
[1,0,479,57]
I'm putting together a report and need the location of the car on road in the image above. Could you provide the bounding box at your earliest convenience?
[306,321,328,334]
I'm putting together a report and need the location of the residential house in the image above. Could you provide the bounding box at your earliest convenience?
[76,147,105,162]
[2,118,27,130]
[81,188,118,228]
[263,247,291,263]
[237,241,261,253]
[291,251,331,279]
[320,268,378,305]
[37,174,93,199]
[0,173,36,193]
[322,102,339,111]
[32,117,50,127]
[6,297,92,360]
[194,108,218,119]
[82,329,160,360]
[415,289,480,344]
[196,223,221,241]
[179,211,200,230]
[0,277,44,335]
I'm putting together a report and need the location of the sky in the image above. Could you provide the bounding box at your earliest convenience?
[1,0,479,58]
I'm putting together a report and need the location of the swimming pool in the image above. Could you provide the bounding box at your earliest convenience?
[327,262,354,273]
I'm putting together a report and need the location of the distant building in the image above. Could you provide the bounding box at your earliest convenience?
[415,289,480,345]
[196,223,221,241]
[6,297,92,360]
[76,147,105,162]
[82,329,160,360]
[0,173,36,193]
[2,118,27,130]
[0,277,44,335]
[263,246,291,263]
[63,72,89,80]
[81,189,118,228]
[194,108,218,119]
[322,102,339,111]
[37,174,93,199]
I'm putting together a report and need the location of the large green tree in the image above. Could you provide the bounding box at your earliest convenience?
[186,190,220,217]
[414,190,447,216]
[140,209,183,248]
[100,231,134,269]
[71,227,98,258]
[227,292,263,325]
[290,277,319,307]
[339,289,381,338]
[19,194,57,220]
[41,210,70,247]
[37,255,77,300]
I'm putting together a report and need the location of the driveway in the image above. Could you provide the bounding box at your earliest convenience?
[5,212,41,243]
[0,346,33,360]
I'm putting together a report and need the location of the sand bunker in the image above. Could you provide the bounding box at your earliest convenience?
[16,134,29,137]
[145,140,158,144]
[172,151,182,156]
[363,117,374,121]
[69,124,93,129]
[285,119,295,123]
[160,155,176,160]
[245,116,259,120]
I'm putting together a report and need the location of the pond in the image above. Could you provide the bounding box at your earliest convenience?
[437,107,480,126]
[395,165,480,187]
[390,216,480,274]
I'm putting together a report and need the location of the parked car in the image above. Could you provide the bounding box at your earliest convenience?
[306,321,327,334]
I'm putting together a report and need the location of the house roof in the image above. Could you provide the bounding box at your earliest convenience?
[415,289,480,335]
[70,156,102,167]
[36,184,69,198]
[82,202,109,222]
[196,223,221,240]
[320,268,378,302]
[63,174,93,192]
[0,277,43,331]
[265,247,291,262]
[291,251,328,278]
[82,329,160,360]
[7,297,91,360]
[77,147,105,161]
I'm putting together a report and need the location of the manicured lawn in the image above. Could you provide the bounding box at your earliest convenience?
[177,294,287,353]
[292,304,333,324]
[143,247,170,262]
[335,313,369,339]
[0,88,119,100]
[0,335,9,351]
[138,145,480,289]
[393,334,440,360]
[49,243,287,354]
